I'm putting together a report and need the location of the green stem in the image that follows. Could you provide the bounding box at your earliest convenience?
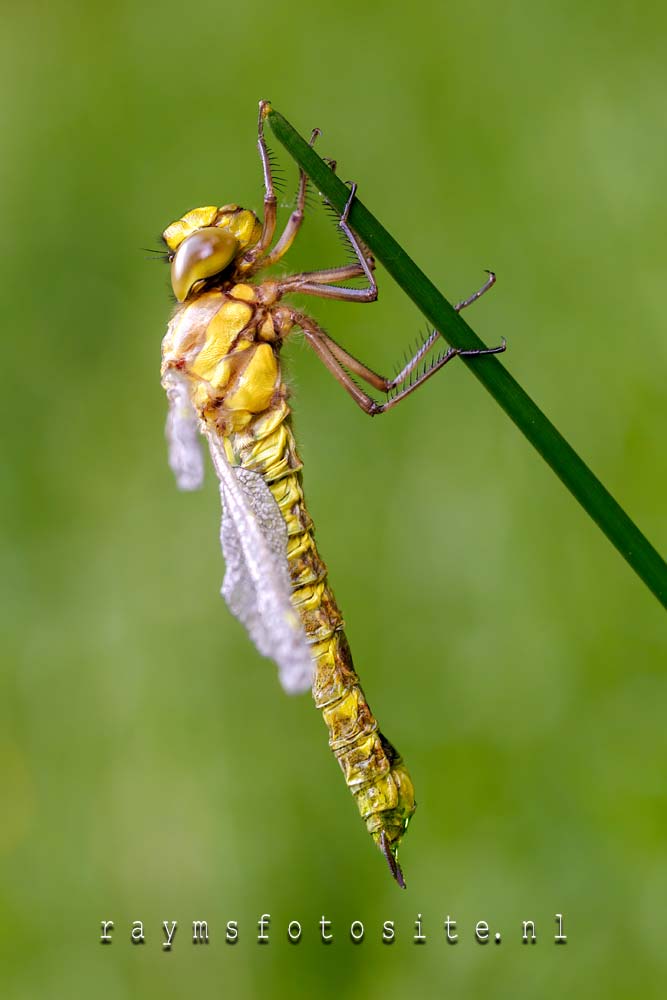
[267,106,667,610]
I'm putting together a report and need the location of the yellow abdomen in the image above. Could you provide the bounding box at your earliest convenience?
[229,401,416,879]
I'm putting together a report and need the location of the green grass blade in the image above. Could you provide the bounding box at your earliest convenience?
[267,106,667,610]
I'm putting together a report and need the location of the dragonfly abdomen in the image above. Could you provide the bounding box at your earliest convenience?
[231,402,416,885]
[312,627,416,886]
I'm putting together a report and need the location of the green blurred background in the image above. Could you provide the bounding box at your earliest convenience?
[2,1,666,996]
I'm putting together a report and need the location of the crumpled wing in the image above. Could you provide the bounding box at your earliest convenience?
[163,372,205,491]
[207,432,314,695]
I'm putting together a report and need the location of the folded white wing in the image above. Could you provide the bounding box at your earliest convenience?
[207,432,314,695]
[164,372,205,491]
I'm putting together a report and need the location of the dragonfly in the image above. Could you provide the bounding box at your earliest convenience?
[159,101,504,888]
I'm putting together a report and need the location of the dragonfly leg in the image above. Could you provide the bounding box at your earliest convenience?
[241,101,279,267]
[337,181,377,295]
[385,272,497,387]
[249,128,322,272]
[298,272,498,391]
[296,270,505,415]
[276,181,379,303]
[370,336,506,413]
[299,317,384,414]
[454,269,496,311]
[297,313,393,392]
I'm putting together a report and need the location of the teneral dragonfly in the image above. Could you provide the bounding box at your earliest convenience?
[160,101,504,887]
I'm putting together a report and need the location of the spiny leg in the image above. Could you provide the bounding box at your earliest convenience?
[371,336,505,414]
[380,271,498,388]
[241,101,279,268]
[280,186,495,312]
[304,320,505,415]
[373,271,498,389]
[276,181,378,302]
[252,128,322,271]
[338,181,376,291]
[300,271,497,390]
[296,273,504,415]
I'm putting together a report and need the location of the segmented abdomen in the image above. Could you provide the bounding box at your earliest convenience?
[229,398,416,877]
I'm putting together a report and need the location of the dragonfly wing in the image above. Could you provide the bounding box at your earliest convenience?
[207,432,314,695]
[164,372,205,491]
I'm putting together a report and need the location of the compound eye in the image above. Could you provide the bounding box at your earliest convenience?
[171,227,240,301]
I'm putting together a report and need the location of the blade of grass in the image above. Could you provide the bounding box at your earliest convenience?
[267,105,667,610]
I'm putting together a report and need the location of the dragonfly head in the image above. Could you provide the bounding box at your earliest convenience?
[162,204,262,302]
